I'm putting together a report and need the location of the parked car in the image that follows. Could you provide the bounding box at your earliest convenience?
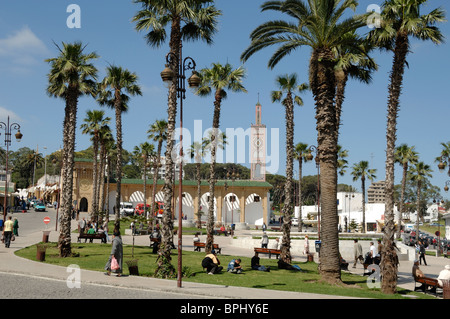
[34,201,46,212]
[120,202,134,216]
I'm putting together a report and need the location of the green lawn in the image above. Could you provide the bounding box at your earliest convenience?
[15,242,435,299]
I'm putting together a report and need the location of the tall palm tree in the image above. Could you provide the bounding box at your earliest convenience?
[409,161,432,243]
[241,0,365,284]
[195,62,247,253]
[271,74,308,262]
[293,142,311,232]
[351,161,376,233]
[80,109,111,221]
[134,142,156,222]
[189,139,207,228]
[98,65,142,230]
[133,0,221,277]
[333,32,377,141]
[337,145,349,177]
[97,124,114,220]
[147,119,168,219]
[394,144,418,238]
[45,41,98,257]
[368,0,445,294]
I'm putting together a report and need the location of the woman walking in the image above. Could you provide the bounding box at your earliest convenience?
[104,229,123,276]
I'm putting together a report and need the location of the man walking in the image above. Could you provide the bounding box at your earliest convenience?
[2,216,14,248]
[353,239,364,268]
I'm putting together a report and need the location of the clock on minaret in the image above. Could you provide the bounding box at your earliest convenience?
[250,101,266,181]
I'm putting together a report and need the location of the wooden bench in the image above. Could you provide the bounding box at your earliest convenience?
[193,242,222,254]
[413,275,442,296]
[77,232,106,243]
[254,247,281,259]
[214,229,229,236]
[270,227,281,231]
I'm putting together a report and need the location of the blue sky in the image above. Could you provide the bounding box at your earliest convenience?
[0,0,449,199]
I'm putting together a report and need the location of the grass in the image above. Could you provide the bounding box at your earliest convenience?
[15,242,435,299]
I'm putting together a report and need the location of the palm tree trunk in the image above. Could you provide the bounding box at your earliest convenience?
[98,143,106,224]
[361,177,366,233]
[91,135,99,221]
[381,32,408,295]
[196,162,202,228]
[281,97,294,263]
[157,16,181,277]
[334,71,348,142]
[58,87,78,257]
[151,143,162,219]
[298,158,303,232]
[114,90,123,231]
[396,162,408,239]
[206,92,222,254]
[310,48,341,284]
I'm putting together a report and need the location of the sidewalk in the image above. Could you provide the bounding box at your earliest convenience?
[1,212,447,299]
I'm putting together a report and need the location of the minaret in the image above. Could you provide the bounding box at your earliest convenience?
[250,98,266,181]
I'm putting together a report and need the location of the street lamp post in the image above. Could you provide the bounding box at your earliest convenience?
[438,155,450,177]
[161,43,200,288]
[0,116,22,220]
[306,145,320,239]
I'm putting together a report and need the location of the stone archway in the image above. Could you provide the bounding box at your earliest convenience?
[245,193,264,225]
[80,197,88,212]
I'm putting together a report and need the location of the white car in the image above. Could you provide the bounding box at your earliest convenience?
[120,202,134,216]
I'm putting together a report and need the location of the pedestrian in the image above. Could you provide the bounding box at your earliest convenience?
[353,239,364,268]
[377,239,383,262]
[104,229,123,277]
[2,216,14,248]
[261,231,269,248]
[437,265,450,287]
[227,258,243,274]
[78,217,86,234]
[13,218,19,236]
[270,237,280,250]
[103,218,110,242]
[369,241,377,264]
[201,249,222,275]
[303,235,310,255]
[251,254,270,272]
[419,240,427,266]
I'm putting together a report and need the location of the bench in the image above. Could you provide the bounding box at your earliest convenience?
[77,232,106,243]
[254,247,281,259]
[413,275,442,296]
[214,229,229,236]
[270,227,281,231]
[193,242,222,254]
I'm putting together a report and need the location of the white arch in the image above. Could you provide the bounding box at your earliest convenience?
[245,193,264,225]
[175,192,194,220]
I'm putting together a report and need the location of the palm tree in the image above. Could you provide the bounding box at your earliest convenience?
[189,139,207,228]
[271,74,308,262]
[80,109,111,221]
[97,124,114,219]
[147,119,168,220]
[351,161,376,233]
[394,144,418,238]
[333,32,377,141]
[133,0,221,277]
[45,41,98,257]
[98,65,142,230]
[195,62,247,253]
[241,0,365,284]
[293,142,311,232]
[134,142,156,223]
[409,161,432,244]
[337,145,349,177]
[368,0,445,294]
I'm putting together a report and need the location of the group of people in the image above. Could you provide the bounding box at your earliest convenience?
[200,249,272,275]
[78,217,109,243]
[353,239,383,269]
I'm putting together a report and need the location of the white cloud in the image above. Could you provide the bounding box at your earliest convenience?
[0,26,49,70]
[0,106,24,123]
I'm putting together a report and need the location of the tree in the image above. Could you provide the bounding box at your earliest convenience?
[293,142,311,231]
[436,142,450,176]
[80,109,111,220]
[351,161,376,233]
[134,142,156,224]
[394,143,418,238]
[189,139,207,228]
[98,65,142,231]
[368,0,445,294]
[271,74,308,262]
[45,41,98,257]
[133,0,221,278]
[147,119,168,220]
[241,0,365,284]
[409,161,432,243]
[97,124,114,219]
[195,62,247,253]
